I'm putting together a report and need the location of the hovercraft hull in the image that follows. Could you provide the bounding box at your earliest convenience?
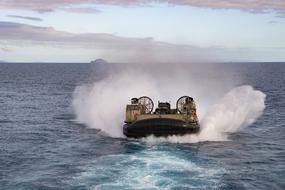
[123,118,199,138]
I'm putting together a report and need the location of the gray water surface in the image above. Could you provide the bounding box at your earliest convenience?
[0,63,284,190]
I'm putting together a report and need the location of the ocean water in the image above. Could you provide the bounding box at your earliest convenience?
[0,63,284,190]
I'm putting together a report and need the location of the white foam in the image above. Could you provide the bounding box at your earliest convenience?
[72,64,266,143]
[143,85,266,143]
[72,147,224,189]
[198,85,266,141]
[72,72,159,138]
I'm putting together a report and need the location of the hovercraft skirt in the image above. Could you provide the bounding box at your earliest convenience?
[123,118,199,138]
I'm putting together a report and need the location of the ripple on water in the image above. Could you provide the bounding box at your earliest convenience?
[71,144,226,190]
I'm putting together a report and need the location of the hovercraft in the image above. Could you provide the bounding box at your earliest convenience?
[123,96,200,138]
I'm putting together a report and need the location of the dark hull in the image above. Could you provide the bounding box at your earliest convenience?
[123,118,200,138]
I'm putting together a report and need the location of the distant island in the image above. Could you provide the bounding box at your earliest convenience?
[90,59,108,64]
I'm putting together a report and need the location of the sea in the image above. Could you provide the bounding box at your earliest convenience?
[0,62,284,190]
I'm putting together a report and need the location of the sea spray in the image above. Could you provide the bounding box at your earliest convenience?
[143,85,266,143]
[73,80,265,142]
[198,85,266,141]
[72,62,266,142]
[72,72,159,137]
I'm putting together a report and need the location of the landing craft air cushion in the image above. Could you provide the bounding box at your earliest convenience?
[123,96,200,138]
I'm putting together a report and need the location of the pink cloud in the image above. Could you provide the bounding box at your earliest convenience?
[0,0,284,13]
[63,7,100,14]
[0,0,139,13]
[169,0,285,11]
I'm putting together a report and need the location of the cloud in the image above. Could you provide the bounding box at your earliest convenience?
[168,0,285,12]
[62,7,100,14]
[268,20,278,24]
[0,21,211,63]
[0,0,284,13]
[1,21,284,62]
[276,12,285,18]
[1,47,11,52]
[0,0,119,13]
[7,15,43,21]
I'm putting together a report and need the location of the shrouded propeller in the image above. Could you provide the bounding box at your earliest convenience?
[176,96,193,113]
[138,96,154,114]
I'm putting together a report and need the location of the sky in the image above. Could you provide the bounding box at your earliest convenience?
[0,0,284,63]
